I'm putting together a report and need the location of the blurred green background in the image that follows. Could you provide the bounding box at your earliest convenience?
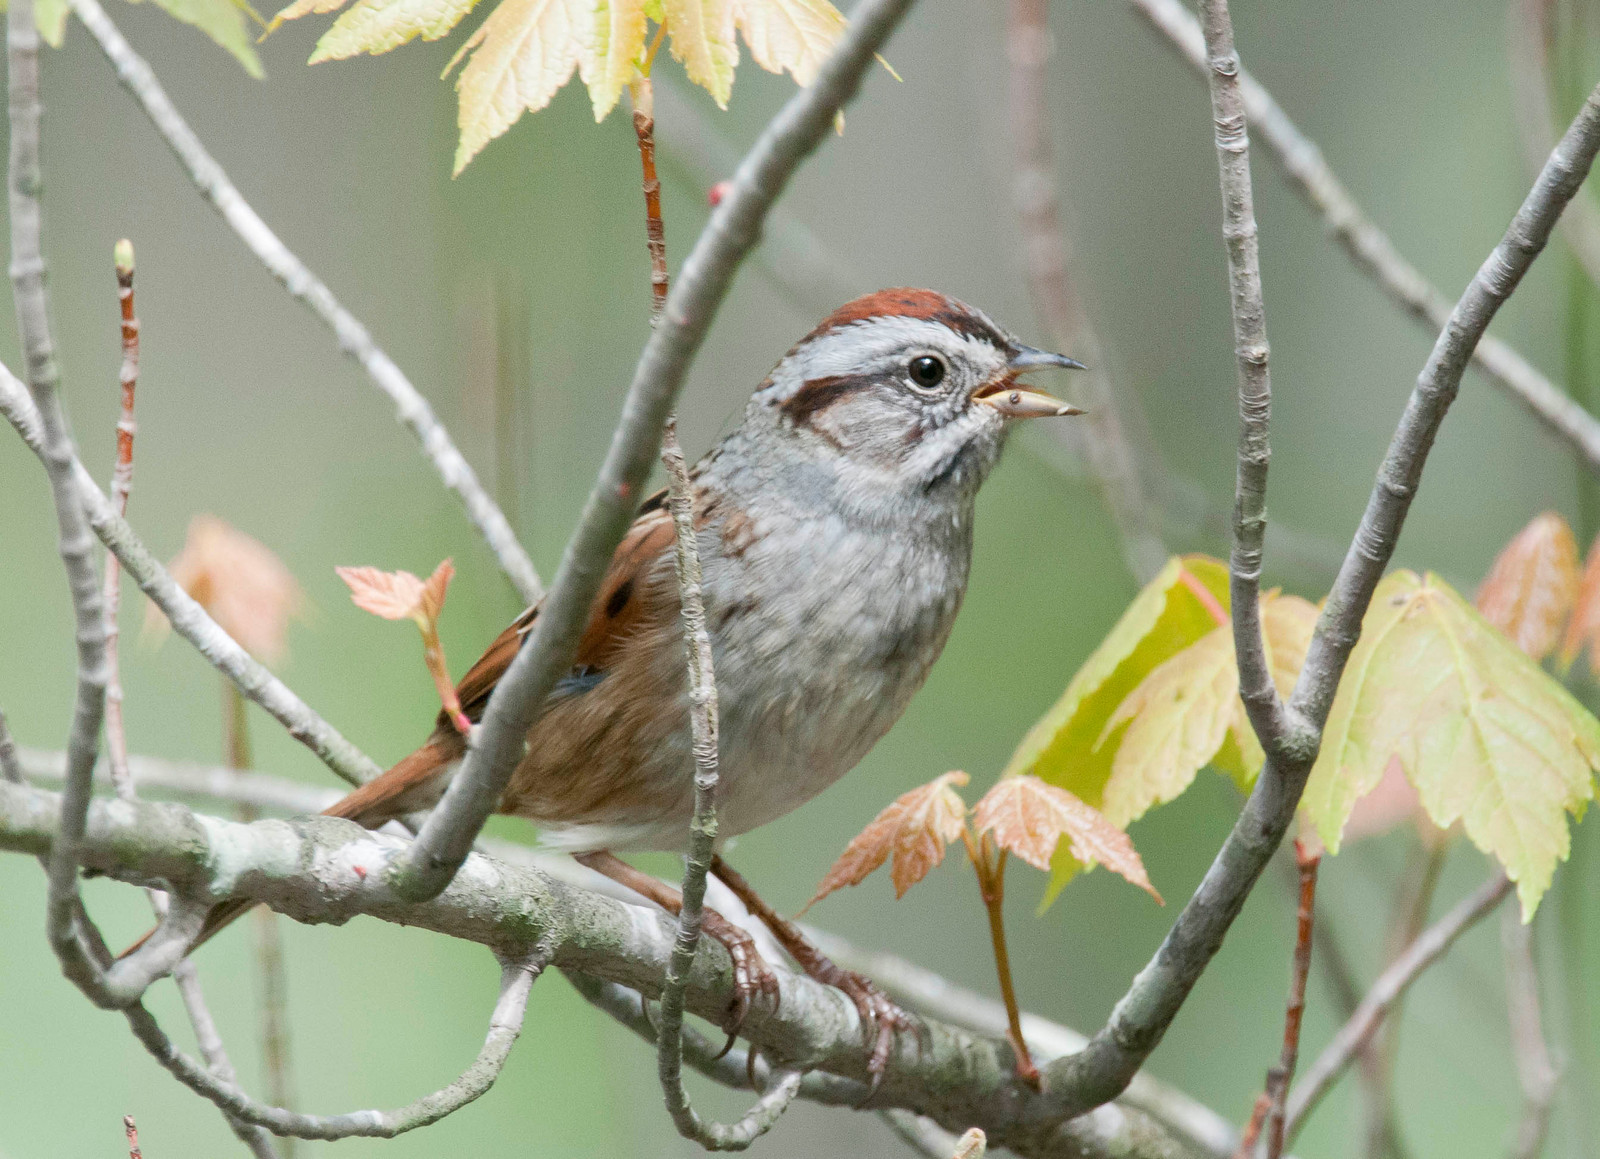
[2,0,1598,1154]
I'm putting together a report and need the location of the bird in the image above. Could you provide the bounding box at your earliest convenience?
[179,288,1084,1080]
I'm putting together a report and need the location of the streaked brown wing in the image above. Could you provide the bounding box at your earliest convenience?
[451,498,676,723]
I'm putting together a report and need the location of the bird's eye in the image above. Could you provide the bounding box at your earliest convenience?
[908,355,946,390]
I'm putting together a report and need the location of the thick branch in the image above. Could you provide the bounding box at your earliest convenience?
[69,0,542,605]
[1132,0,1600,475]
[389,0,918,902]
[1283,874,1512,1142]
[0,777,1201,1159]
[1042,69,1600,1121]
[0,367,383,789]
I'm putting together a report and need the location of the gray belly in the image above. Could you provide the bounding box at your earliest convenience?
[704,512,969,839]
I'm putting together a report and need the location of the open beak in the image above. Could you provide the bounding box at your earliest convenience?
[973,345,1087,419]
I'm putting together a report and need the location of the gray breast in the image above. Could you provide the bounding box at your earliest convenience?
[703,500,973,838]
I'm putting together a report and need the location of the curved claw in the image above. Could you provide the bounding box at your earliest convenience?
[702,909,781,1042]
[829,969,916,1100]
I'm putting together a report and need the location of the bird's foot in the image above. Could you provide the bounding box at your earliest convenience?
[801,956,915,1091]
[700,906,781,1040]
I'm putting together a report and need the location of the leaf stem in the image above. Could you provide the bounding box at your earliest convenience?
[964,829,1038,1088]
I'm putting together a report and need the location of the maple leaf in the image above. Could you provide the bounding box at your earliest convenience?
[337,560,470,732]
[732,0,842,86]
[1096,592,1319,829]
[150,515,302,664]
[803,771,969,909]
[1000,554,1229,907]
[1475,511,1579,662]
[450,0,594,172]
[1302,570,1600,918]
[586,0,649,121]
[132,0,266,76]
[972,775,1161,901]
[1560,532,1600,675]
[663,0,736,108]
[307,0,486,62]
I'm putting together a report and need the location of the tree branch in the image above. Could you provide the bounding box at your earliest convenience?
[0,366,384,790]
[388,0,920,903]
[0,777,1207,1159]
[1041,65,1600,1123]
[1283,874,1513,1143]
[9,0,119,1007]
[1131,0,1600,475]
[123,952,545,1139]
[1195,0,1298,757]
[654,412,804,1149]
[68,0,542,606]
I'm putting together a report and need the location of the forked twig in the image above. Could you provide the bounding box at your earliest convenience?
[1502,908,1558,1159]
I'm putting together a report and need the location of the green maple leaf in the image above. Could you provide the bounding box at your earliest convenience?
[1096,591,1317,829]
[1302,570,1600,918]
[1001,554,1230,907]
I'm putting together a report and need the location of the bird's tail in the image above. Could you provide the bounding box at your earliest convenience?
[118,736,465,961]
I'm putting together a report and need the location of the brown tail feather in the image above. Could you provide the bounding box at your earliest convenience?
[117,737,465,961]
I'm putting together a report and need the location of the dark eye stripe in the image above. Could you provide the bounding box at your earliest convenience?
[779,373,877,425]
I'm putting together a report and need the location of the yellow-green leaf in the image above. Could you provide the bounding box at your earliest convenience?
[585,0,647,120]
[268,0,347,33]
[663,0,736,106]
[310,0,483,61]
[36,0,68,46]
[451,0,592,174]
[732,0,843,85]
[1303,570,1600,918]
[131,0,265,76]
[1099,620,1238,827]
[1002,554,1229,907]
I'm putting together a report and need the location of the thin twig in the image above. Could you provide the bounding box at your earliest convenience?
[1263,842,1319,1159]
[103,239,139,801]
[1197,0,1296,758]
[8,0,116,1006]
[1004,0,1166,582]
[0,367,383,790]
[656,413,799,1148]
[388,0,919,903]
[123,953,544,1139]
[1501,908,1559,1159]
[962,833,1038,1087]
[87,249,280,1158]
[882,1110,964,1158]
[1131,0,1600,476]
[68,0,541,605]
[632,78,670,318]
[124,1114,141,1159]
[1284,874,1514,1142]
[1043,66,1600,1124]
[224,685,298,1152]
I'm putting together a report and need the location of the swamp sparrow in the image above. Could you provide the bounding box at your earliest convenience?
[190,288,1083,1079]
